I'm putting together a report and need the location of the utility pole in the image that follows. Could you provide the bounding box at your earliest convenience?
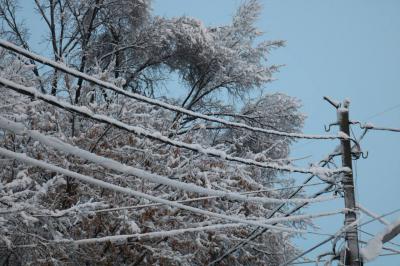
[337,99,362,266]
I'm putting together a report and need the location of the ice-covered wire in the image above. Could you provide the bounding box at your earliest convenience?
[359,229,400,249]
[0,147,308,233]
[90,182,328,214]
[0,39,347,141]
[357,204,390,226]
[0,116,339,205]
[1,209,349,249]
[59,210,346,245]
[208,150,341,265]
[361,124,400,133]
[287,252,400,265]
[0,78,349,177]
[280,219,360,266]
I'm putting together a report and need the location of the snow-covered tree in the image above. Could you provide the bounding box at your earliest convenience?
[0,0,308,265]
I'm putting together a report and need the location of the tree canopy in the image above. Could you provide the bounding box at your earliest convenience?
[0,0,308,265]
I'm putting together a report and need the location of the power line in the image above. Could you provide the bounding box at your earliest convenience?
[208,185,335,265]
[289,252,400,265]
[1,38,397,266]
[364,103,400,121]
[26,183,328,217]
[88,182,327,214]
[362,124,400,133]
[208,148,343,265]
[0,78,348,176]
[0,147,310,233]
[285,208,400,265]
[0,39,345,141]
[358,229,400,249]
[280,220,360,266]
[0,116,336,205]
[359,208,400,228]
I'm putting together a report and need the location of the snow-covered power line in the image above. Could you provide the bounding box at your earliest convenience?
[91,182,328,214]
[208,150,341,265]
[0,147,304,233]
[2,208,346,248]
[0,39,346,141]
[0,78,349,177]
[57,211,344,245]
[359,229,400,249]
[286,209,400,265]
[362,123,400,133]
[54,223,245,246]
[361,216,400,262]
[210,184,336,265]
[359,208,400,228]
[280,219,360,266]
[57,211,345,245]
[288,252,400,265]
[0,116,338,205]
[357,204,390,226]
[0,147,347,237]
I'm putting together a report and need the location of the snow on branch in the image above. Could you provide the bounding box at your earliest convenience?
[0,39,346,141]
[0,116,338,205]
[361,217,400,262]
[0,146,308,233]
[0,77,349,178]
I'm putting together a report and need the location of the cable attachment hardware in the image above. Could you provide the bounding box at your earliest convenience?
[325,122,339,132]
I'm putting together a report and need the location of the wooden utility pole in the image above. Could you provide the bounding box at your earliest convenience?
[337,100,362,266]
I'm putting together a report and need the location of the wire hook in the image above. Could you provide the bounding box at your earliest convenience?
[349,120,363,129]
[324,122,339,132]
[361,151,369,159]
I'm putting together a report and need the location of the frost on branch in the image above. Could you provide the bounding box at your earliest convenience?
[0,0,306,265]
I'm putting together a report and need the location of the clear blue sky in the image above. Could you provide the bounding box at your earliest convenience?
[152,0,400,265]
[19,0,400,264]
